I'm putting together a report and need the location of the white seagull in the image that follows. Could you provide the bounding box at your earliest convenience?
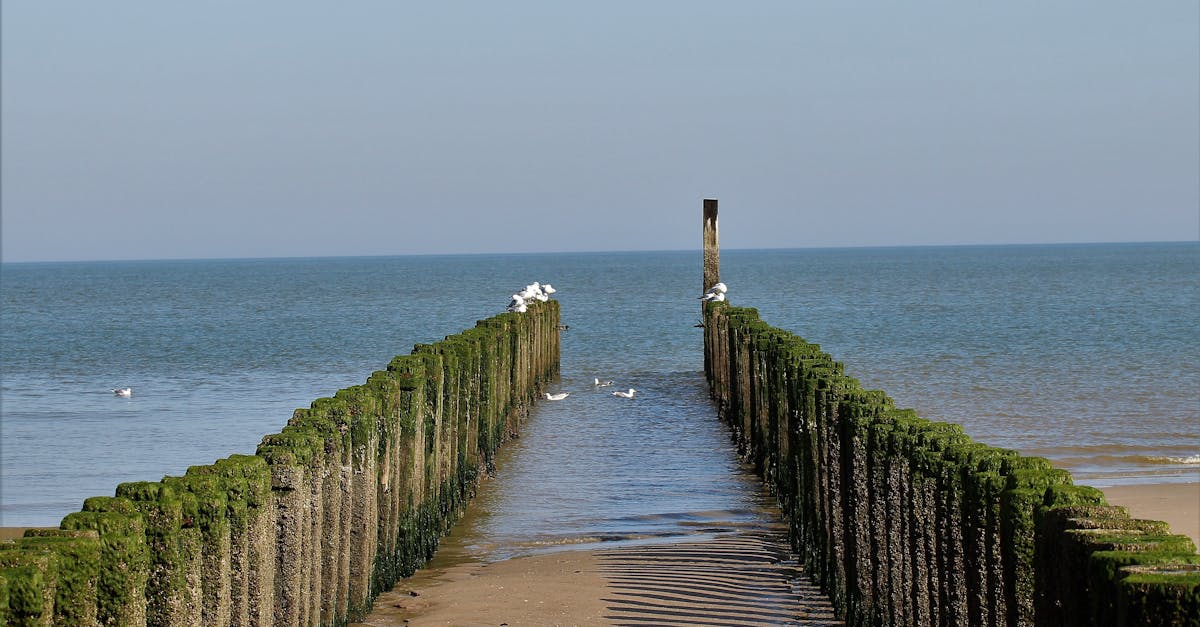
[112,387,132,397]
[594,377,614,387]
[507,294,527,313]
[699,282,728,301]
[542,284,556,295]
[612,388,637,399]
[544,392,570,401]
[518,282,542,300]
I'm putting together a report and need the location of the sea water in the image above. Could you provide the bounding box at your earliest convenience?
[2,244,1197,550]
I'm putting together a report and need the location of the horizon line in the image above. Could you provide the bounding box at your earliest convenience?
[1,239,1195,266]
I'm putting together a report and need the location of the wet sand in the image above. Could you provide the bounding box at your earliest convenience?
[352,532,842,626]
[0,527,50,542]
[1101,482,1200,549]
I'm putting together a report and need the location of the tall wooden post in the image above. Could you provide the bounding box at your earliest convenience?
[703,199,720,293]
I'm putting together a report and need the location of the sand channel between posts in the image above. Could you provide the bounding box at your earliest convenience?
[352,531,843,626]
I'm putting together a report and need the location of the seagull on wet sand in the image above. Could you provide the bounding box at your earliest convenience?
[112,387,132,397]
[612,388,637,399]
[544,392,570,401]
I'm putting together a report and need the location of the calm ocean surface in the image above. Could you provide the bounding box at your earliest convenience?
[2,244,1197,550]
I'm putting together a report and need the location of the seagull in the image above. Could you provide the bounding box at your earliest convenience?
[518,282,542,300]
[507,294,527,313]
[112,387,132,397]
[612,388,637,399]
[544,392,570,401]
[542,284,556,295]
[594,378,614,387]
[699,282,728,301]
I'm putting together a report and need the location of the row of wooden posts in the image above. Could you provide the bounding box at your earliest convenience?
[701,300,1200,626]
[0,301,560,626]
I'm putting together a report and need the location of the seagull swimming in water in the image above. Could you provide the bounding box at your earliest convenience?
[112,387,132,397]
[594,377,613,387]
[612,388,637,399]
[544,392,570,401]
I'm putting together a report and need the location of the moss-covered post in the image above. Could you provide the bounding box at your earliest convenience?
[874,417,905,626]
[163,471,232,627]
[257,428,319,626]
[113,480,198,626]
[345,389,381,620]
[1117,563,1200,625]
[202,453,274,627]
[840,394,875,626]
[14,529,100,626]
[0,572,9,625]
[0,549,53,626]
[65,499,148,625]
[388,355,423,576]
[1000,458,1071,627]
[366,369,404,603]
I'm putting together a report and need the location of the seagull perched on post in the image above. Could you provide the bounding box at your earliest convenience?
[518,282,541,300]
[699,282,727,302]
[544,392,570,401]
[507,294,527,313]
[612,388,637,399]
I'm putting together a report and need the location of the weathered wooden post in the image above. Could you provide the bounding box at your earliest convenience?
[702,199,720,383]
[703,199,720,293]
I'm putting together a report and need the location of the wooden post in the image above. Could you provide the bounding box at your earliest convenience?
[703,199,719,293]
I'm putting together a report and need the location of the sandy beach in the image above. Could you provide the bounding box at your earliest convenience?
[1100,482,1199,549]
[352,532,842,626]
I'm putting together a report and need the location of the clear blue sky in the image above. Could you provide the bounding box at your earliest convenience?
[2,2,1197,262]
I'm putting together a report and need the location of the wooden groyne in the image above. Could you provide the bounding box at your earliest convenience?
[702,301,1200,626]
[0,301,560,626]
